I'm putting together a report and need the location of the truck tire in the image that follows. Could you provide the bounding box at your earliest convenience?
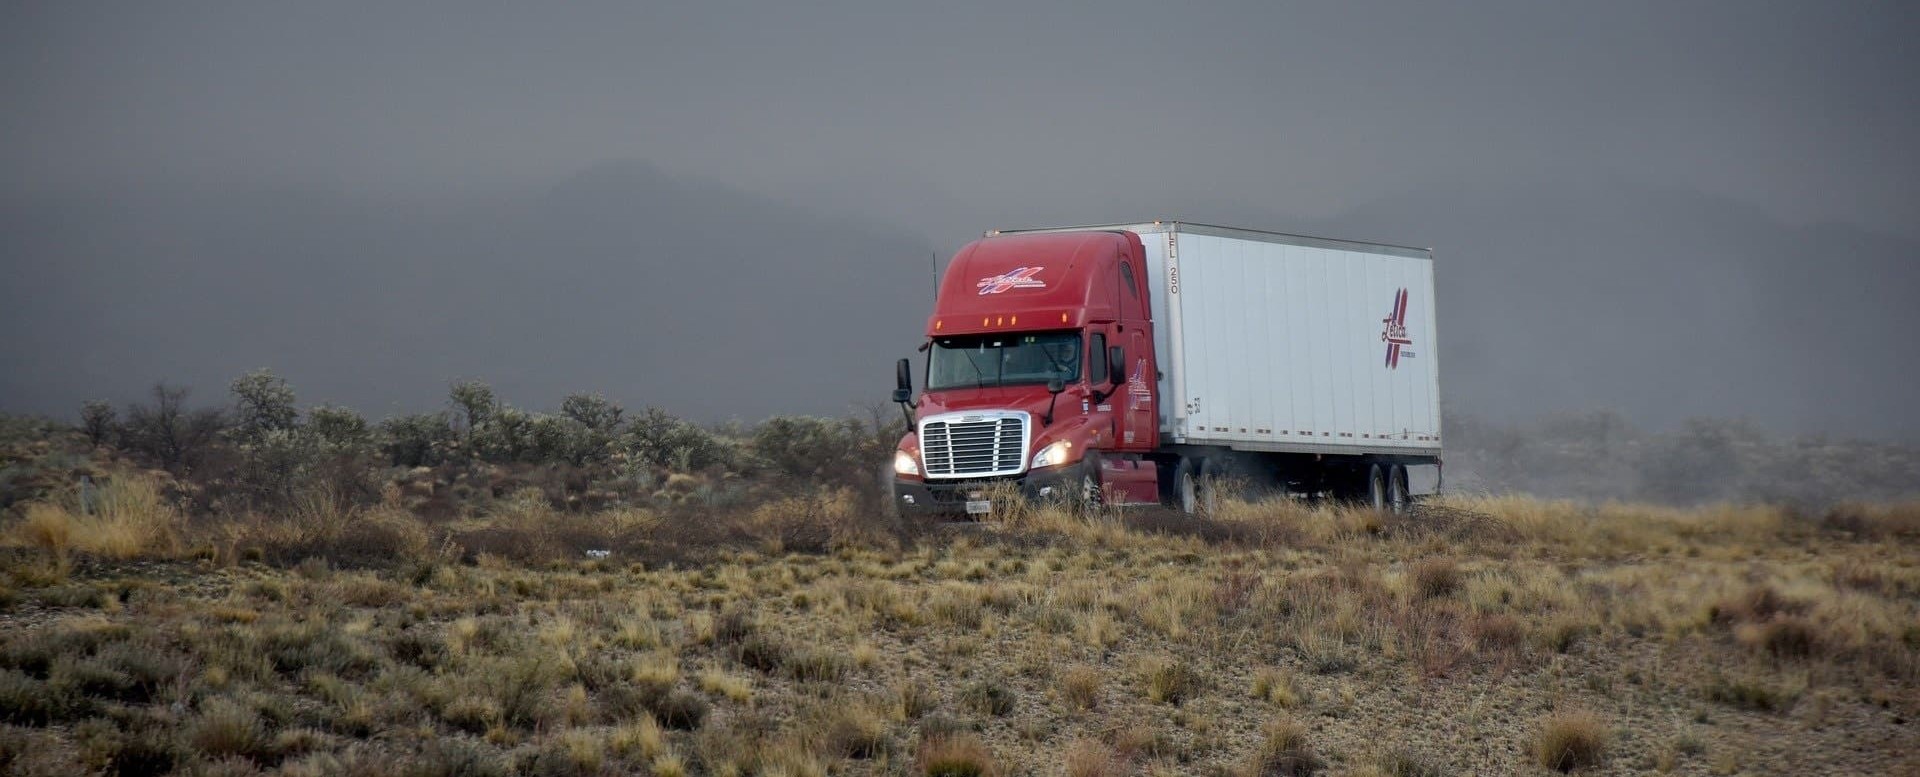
[1078,450,1106,510]
[1388,464,1410,514]
[1164,457,1200,515]
[1365,464,1387,510]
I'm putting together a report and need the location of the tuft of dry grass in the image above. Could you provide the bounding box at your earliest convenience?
[1245,717,1323,776]
[10,476,179,561]
[1410,558,1461,600]
[1533,708,1609,772]
[1059,665,1102,711]
[1063,738,1129,777]
[1251,667,1304,708]
[1142,656,1202,705]
[920,732,997,777]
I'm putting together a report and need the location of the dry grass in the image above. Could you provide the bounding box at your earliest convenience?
[8,475,178,562]
[1,492,1916,774]
[1532,708,1610,772]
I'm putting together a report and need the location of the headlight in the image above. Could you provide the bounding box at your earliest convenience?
[1030,439,1076,469]
[893,449,920,476]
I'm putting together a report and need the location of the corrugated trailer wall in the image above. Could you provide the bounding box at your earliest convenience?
[1143,225,1440,456]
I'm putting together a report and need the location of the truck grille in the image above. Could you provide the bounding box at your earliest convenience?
[920,413,1028,478]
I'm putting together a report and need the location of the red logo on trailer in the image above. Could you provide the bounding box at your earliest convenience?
[1381,288,1412,369]
[975,266,1047,295]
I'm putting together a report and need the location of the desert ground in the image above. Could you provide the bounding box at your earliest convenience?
[3,473,1916,776]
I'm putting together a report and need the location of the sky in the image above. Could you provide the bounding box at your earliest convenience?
[3,2,1917,438]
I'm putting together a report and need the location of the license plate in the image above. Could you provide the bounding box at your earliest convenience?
[964,500,992,515]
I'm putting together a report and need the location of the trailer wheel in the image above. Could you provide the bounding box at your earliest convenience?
[1365,464,1387,510]
[1198,459,1226,516]
[1388,465,1410,514]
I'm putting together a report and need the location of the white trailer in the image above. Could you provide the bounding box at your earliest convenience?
[996,222,1443,504]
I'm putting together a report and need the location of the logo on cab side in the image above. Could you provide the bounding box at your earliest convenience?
[1381,288,1413,369]
[976,266,1046,295]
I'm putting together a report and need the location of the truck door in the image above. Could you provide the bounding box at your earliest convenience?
[1122,326,1156,449]
[1114,255,1158,450]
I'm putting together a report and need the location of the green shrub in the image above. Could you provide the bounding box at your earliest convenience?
[379,413,454,467]
[626,408,735,471]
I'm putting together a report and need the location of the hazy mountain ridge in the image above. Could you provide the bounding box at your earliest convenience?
[4,170,1916,444]
[0,162,931,421]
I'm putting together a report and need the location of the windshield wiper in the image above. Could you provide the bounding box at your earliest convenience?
[960,349,990,389]
[1037,342,1068,382]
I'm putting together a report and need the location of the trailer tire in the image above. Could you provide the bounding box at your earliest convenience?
[1198,459,1226,516]
[1388,464,1410,514]
[1365,464,1387,511]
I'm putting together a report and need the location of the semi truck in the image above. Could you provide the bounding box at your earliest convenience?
[889,221,1442,517]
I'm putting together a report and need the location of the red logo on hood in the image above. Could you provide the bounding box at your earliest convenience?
[1381,288,1412,369]
[976,266,1046,295]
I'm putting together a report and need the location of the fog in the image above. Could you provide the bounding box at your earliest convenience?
[3,2,1916,441]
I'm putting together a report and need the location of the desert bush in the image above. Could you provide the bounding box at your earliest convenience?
[1532,709,1609,772]
[625,408,736,471]
[307,406,372,453]
[121,383,227,472]
[186,697,271,760]
[230,369,298,446]
[1702,670,1805,711]
[750,415,873,487]
[0,668,89,724]
[378,413,454,467]
[234,427,322,508]
[469,407,536,463]
[80,400,118,447]
[448,381,498,435]
[959,678,1016,717]
[527,414,597,466]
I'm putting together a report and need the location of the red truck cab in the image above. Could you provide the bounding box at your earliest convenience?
[891,230,1163,515]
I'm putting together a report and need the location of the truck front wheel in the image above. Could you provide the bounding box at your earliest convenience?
[1076,450,1106,510]
[1163,458,1199,515]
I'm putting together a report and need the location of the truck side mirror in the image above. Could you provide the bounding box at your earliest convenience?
[892,358,916,408]
[1047,378,1065,394]
[1108,345,1126,386]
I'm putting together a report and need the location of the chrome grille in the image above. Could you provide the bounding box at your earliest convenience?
[920,413,1028,478]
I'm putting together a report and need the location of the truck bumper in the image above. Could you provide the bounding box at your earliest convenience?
[892,464,1084,518]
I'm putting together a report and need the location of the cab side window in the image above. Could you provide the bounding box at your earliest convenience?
[1090,333,1109,384]
[1120,262,1139,298]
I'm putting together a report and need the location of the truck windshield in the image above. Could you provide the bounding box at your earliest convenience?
[928,332,1082,391]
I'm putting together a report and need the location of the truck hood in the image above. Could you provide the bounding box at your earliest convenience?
[914,385,1098,445]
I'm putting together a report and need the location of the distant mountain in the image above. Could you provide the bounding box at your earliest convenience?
[1299,180,1920,442]
[0,161,933,421]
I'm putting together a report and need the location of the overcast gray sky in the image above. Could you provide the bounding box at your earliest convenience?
[8,2,1917,236]
[3,2,1917,437]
